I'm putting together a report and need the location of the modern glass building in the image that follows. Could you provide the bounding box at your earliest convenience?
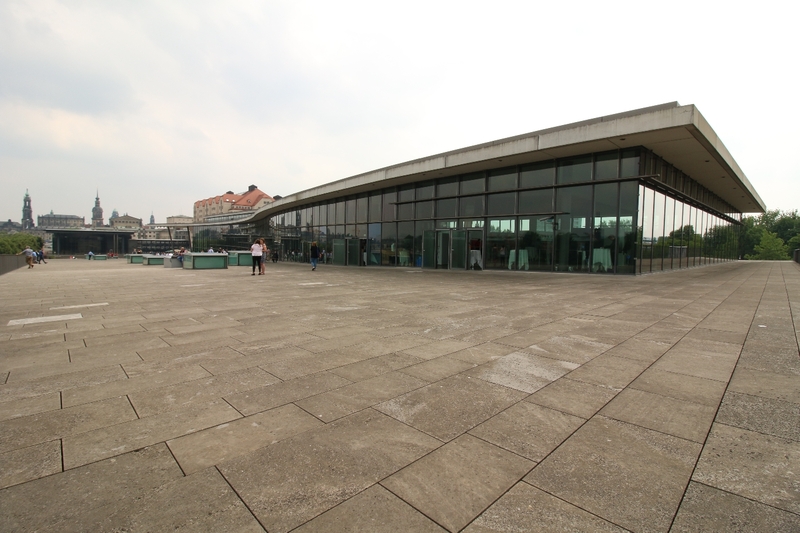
[228,103,765,274]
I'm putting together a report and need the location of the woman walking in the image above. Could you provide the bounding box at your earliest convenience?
[260,239,267,274]
[250,238,263,275]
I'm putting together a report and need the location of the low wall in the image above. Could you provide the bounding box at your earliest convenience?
[0,255,29,276]
[794,249,799,264]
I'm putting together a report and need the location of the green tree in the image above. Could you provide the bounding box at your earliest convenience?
[745,231,790,260]
[0,234,43,255]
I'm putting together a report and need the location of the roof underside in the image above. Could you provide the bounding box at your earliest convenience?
[246,103,766,224]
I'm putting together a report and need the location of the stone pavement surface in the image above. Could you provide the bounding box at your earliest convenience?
[0,259,798,532]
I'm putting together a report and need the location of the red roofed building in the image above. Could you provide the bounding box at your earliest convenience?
[193,185,274,223]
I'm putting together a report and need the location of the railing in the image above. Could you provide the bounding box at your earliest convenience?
[0,255,29,276]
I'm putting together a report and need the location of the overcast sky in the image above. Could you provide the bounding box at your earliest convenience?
[1,0,798,224]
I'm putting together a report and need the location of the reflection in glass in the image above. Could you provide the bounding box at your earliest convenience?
[617,181,638,274]
[382,190,396,222]
[519,189,553,214]
[592,183,617,273]
[459,196,483,217]
[640,187,654,273]
[436,198,457,218]
[652,191,665,272]
[460,173,485,195]
[594,152,618,181]
[369,193,382,222]
[345,199,356,224]
[519,217,553,271]
[397,221,414,267]
[555,186,592,272]
[487,193,516,215]
[488,167,517,191]
[520,161,554,188]
[557,156,592,184]
[486,219,516,270]
[381,223,396,266]
[437,178,458,197]
[621,149,640,178]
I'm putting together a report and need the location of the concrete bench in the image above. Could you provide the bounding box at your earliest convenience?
[183,253,228,269]
[164,256,183,268]
[142,255,165,265]
[125,254,144,264]
[85,254,107,260]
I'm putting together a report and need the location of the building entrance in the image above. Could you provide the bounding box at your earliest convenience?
[423,230,483,270]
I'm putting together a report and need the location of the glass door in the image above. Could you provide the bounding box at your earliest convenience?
[436,231,450,269]
[422,230,435,268]
[451,230,467,269]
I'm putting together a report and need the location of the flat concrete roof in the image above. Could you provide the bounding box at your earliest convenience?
[0,260,798,531]
[246,102,764,224]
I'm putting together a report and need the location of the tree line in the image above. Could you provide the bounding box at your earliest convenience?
[0,234,44,255]
[740,210,800,260]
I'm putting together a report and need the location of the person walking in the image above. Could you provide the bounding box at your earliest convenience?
[260,239,267,274]
[310,241,320,271]
[18,245,36,268]
[250,238,263,275]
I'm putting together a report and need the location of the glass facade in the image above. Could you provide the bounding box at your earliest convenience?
[253,147,742,274]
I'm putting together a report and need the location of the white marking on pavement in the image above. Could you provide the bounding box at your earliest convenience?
[298,282,325,286]
[8,314,83,326]
[180,284,205,287]
[50,303,109,310]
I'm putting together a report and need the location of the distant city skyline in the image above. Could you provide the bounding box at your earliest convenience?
[2,2,798,224]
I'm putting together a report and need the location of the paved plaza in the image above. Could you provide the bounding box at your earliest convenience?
[0,258,798,532]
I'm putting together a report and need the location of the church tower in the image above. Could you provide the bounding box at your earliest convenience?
[21,190,34,230]
[92,191,104,227]
[150,212,155,225]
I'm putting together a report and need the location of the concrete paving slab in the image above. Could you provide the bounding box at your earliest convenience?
[399,354,478,382]
[727,366,800,404]
[0,395,137,454]
[62,398,241,468]
[168,404,323,474]
[716,391,800,441]
[469,401,584,462]
[376,374,527,441]
[219,409,441,533]
[526,377,619,419]
[0,443,183,532]
[49,467,267,532]
[671,481,800,533]
[0,439,61,490]
[226,371,352,415]
[463,482,626,533]
[0,390,61,421]
[693,423,800,514]
[382,434,533,532]
[599,387,717,443]
[293,484,447,532]
[464,350,578,393]
[525,416,701,533]
[629,367,728,406]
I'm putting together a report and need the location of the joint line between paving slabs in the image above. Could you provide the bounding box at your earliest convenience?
[377,481,451,532]
[126,395,142,419]
[164,441,187,477]
[221,397,246,418]
[215,465,270,532]
[664,265,767,532]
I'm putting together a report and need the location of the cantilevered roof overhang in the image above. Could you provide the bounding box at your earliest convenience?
[245,102,765,225]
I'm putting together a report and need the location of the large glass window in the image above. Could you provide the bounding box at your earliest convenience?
[518,189,553,214]
[518,217,553,271]
[382,190,396,222]
[416,201,433,219]
[357,196,368,223]
[367,223,380,265]
[398,221,414,267]
[381,223,395,266]
[592,183,617,273]
[487,167,517,191]
[416,181,434,200]
[398,202,414,220]
[594,152,619,181]
[369,193,382,222]
[345,199,356,224]
[415,220,433,267]
[487,192,516,215]
[460,172,485,195]
[398,185,415,202]
[436,198,457,218]
[555,185,592,272]
[557,156,592,184]
[620,149,640,178]
[652,192,666,272]
[437,178,458,197]
[662,197,676,270]
[486,219,516,270]
[640,188,654,273]
[520,161,554,188]
[459,195,484,217]
[617,181,638,274]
